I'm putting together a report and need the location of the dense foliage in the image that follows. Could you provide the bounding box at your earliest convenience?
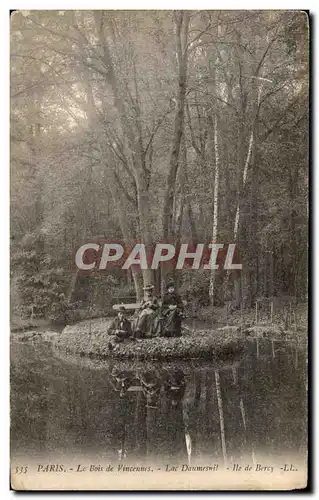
[10,10,308,321]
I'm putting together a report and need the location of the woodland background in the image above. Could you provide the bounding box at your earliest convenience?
[10,10,308,324]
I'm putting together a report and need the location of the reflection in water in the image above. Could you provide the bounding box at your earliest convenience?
[10,340,307,466]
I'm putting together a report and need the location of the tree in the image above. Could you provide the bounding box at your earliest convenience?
[10,10,308,316]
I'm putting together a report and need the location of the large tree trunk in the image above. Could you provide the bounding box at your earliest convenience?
[209,115,220,304]
[162,11,190,241]
[161,11,189,293]
[92,11,155,294]
[109,170,143,301]
[226,67,264,306]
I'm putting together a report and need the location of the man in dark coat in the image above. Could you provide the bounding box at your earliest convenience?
[108,306,132,342]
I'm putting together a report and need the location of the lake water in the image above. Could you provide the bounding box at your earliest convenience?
[11,337,307,467]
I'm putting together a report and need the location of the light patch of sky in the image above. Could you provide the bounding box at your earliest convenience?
[42,94,86,132]
[89,34,99,46]
[192,44,205,60]
[291,80,304,96]
[218,82,228,102]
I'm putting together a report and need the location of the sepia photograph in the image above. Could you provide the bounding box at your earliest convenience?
[10,9,309,491]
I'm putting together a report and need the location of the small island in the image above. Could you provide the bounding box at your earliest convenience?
[54,318,245,361]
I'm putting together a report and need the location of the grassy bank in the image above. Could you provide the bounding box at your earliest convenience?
[54,318,245,360]
[10,316,53,333]
[12,304,307,361]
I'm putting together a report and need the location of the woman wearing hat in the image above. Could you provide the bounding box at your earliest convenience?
[133,284,159,339]
[161,281,184,337]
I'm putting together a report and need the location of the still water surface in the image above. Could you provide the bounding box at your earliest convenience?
[11,337,307,465]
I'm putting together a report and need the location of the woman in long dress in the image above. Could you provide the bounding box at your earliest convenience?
[133,284,160,338]
[161,282,184,337]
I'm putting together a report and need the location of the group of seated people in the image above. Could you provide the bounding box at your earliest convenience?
[107,281,184,343]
